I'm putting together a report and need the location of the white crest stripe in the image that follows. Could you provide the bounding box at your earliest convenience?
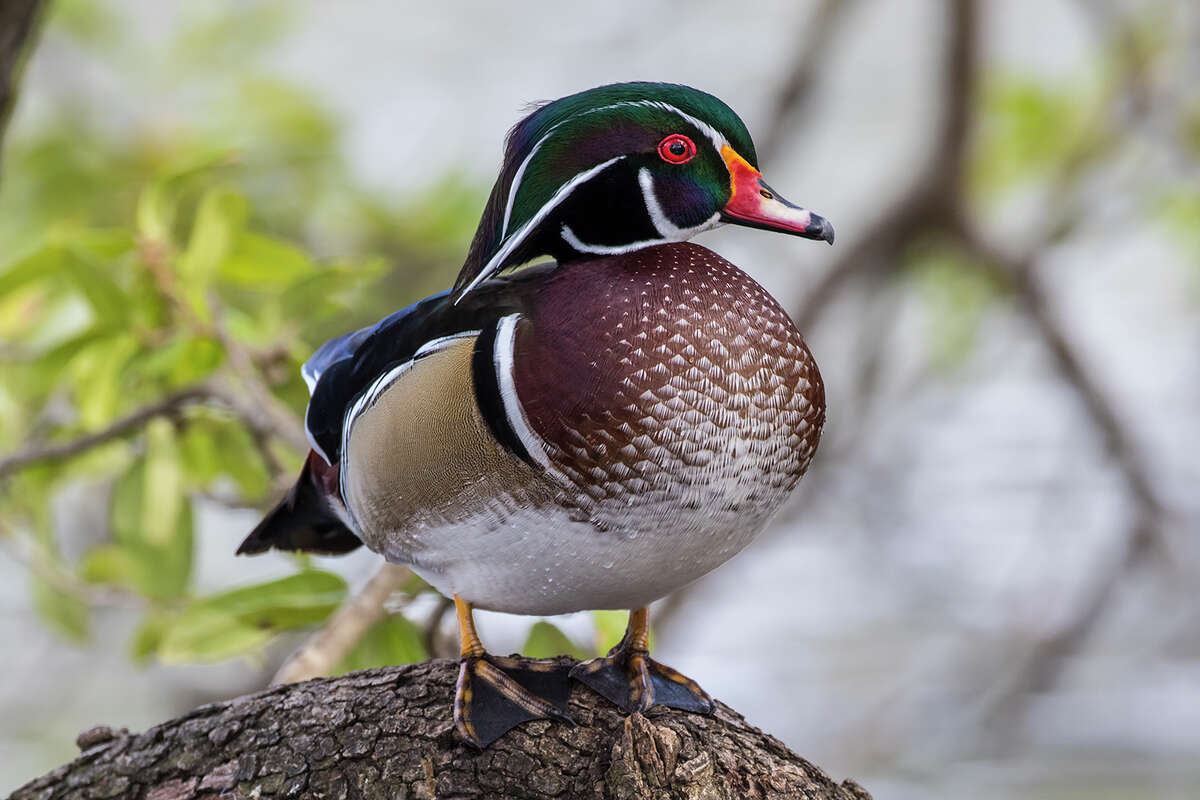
[464,96,732,302]
[456,154,626,301]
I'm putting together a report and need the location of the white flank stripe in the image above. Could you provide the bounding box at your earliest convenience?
[493,313,552,470]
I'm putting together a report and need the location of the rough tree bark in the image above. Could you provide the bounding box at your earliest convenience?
[0,0,45,160]
[11,658,872,800]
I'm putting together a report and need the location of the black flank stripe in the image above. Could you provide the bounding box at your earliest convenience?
[472,321,539,469]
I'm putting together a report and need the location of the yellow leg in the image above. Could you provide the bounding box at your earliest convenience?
[455,593,485,658]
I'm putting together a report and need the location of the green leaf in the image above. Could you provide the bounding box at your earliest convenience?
[140,419,184,546]
[158,607,272,664]
[69,333,139,427]
[970,75,1094,194]
[198,570,347,629]
[208,418,271,498]
[178,188,247,319]
[80,544,143,587]
[105,462,194,601]
[334,614,427,675]
[0,244,64,298]
[32,576,90,642]
[130,611,172,663]
[219,232,314,288]
[61,244,129,326]
[592,610,631,655]
[136,180,175,244]
[523,620,589,660]
[157,570,347,665]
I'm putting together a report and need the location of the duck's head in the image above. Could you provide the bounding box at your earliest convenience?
[454,82,833,297]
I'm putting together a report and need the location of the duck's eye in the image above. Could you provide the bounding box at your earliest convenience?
[657,134,696,164]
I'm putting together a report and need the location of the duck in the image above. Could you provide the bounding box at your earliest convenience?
[238,81,832,748]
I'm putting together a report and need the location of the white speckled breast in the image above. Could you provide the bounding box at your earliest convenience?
[502,242,825,611]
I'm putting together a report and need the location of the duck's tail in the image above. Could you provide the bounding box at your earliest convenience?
[237,451,362,556]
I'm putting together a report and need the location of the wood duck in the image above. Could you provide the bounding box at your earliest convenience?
[239,82,832,748]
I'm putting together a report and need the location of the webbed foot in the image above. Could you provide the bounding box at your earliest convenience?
[569,607,714,715]
[454,653,574,748]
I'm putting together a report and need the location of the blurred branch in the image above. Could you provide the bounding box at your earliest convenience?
[272,563,411,684]
[211,310,310,454]
[0,0,46,163]
[772,0,1178,757]
[757,0,859,162]
[953,222,1168,523]
[0,522,139,608]
[0,378,309,483]
[948,217,1168,745]
[0,388,210,479]
[792,0,978,332]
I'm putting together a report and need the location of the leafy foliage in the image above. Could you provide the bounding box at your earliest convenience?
[0,0,473,668]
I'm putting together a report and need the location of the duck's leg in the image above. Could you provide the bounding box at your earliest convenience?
[453,594,574,748]
[569,607,714,714]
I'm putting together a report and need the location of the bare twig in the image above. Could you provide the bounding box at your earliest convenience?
[211,305,309,453]
[0,388,210,479]
[757,0,859,162]
[273,563,412,684]
[790,0,978,331]
[0,522,139,608]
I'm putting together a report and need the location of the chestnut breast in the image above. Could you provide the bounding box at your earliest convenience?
[513,242,824,528]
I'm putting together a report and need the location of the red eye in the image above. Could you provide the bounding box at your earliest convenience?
[657,134,696,164]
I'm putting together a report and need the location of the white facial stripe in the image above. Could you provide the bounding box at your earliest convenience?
[637,167,721,240]
[457,154,626,301]
[597,100,728,152]
[493,314,552,470]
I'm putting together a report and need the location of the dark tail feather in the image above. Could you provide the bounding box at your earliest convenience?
[237,452,362,556]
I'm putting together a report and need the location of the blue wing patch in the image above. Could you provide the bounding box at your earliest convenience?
[301,292,449,395]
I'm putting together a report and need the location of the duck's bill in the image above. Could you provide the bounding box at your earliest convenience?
[720,146,834,244]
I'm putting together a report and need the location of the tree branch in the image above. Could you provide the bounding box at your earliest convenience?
[272,563,412,685]
[0,388,211,479]
[11,659,873,800]
[756,0,859,162]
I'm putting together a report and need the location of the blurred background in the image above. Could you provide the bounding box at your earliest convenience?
[1,0,1197,796]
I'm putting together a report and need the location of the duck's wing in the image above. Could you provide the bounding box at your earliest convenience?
[238,264,553,557]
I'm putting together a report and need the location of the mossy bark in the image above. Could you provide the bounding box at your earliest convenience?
[11,658,871,800]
